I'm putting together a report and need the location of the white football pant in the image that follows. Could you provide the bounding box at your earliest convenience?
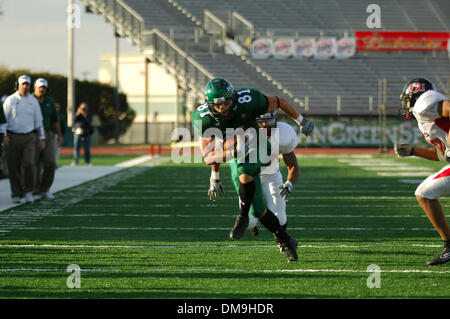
[415,164,450,199]
[249,170,287,227]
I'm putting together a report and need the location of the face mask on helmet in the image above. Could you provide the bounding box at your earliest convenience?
[257,112,277,128]
[205,78,236,121]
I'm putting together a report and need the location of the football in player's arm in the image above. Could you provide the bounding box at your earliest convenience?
[394,78,450,266]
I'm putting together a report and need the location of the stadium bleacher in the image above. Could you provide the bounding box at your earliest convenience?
[85,0,450,117]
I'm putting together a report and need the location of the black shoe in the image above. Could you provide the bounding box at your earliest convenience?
[281,236,298,262]
[229,215,249,240]
[249,225,259,236]
[427,245,450,266]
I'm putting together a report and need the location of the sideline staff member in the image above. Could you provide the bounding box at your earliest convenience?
[32,78,62,200]
[3,75,46,203]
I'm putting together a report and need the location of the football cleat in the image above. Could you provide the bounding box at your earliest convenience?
[24,192,34,203]
[42,192,55,200]
[249,225,259,236]
[275,224,288,253]
[427,245,450,266]
[229,214,249,240]
[281,236,298,262]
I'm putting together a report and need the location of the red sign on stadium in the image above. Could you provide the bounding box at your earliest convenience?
[355,31,450,51]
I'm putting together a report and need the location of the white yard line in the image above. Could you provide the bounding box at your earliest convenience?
[377,172,431,177]
[0,226,436,231]
[0,267,448,274]
[1,213,444,218]
[0,243,443,249]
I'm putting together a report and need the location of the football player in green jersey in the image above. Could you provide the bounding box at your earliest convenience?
[192,78,313,262]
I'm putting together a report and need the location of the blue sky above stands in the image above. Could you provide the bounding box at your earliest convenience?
[0,0,138,80]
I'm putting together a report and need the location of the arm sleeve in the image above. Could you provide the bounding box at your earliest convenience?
[33,100,45,139]
[0,104,6,125]
[192,110,212,137]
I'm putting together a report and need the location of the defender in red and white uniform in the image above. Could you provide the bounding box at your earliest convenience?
[394,78,450,266]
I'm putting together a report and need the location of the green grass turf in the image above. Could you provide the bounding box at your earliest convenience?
[1,154,450,298]
[58,155,140,167]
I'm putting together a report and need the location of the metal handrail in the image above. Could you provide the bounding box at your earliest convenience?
[116,0,144,25]
[145,29,213,100]
[204,10,226,45]
[150,29,213,79]
[230,11,254,38]
[83,0,213,100]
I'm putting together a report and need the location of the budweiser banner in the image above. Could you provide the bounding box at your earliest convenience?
[335,37,356,59]
[313,37,337,59]
[355,31,450,51]
[250,38,273,58]
[294,38,316,58]
[273,38,294,58]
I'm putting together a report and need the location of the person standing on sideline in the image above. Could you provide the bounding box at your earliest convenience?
[2,75,46,203]
[54,102,66,167]
[32,78,63,200]
[72,102,93,166]
[0,95,8,178]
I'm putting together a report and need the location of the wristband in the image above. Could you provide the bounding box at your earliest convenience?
[211,170,219,179]
[295,114,304,126]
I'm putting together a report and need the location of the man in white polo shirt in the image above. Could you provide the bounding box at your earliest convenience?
[2,75,46,203]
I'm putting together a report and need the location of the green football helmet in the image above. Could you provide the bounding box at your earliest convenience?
[204,78,236,121]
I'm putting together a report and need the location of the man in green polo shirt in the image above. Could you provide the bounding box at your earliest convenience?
[0,95,7,143]
[0,96,7,178]
[32,78,62,200]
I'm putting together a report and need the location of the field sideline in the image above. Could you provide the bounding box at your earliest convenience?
[1,153,449,299]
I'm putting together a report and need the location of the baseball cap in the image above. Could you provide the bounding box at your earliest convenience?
[18,75,31,84]
[35,78,48,88]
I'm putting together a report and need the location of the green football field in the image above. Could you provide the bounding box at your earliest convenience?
[1,154,450,299]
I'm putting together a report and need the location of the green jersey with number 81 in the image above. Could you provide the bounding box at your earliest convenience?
[192,88,269,137]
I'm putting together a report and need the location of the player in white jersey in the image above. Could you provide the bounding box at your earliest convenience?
[247,112,299,244]
[394,78,450,266]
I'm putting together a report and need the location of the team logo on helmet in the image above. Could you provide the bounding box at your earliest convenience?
[407,82,426,94]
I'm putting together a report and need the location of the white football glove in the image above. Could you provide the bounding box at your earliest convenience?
[300,118,314,137]
[208,178,225,201]
[394,143,414,157]
[279,181,293,202]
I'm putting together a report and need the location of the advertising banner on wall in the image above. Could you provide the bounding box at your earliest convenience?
[294,38,316,58]
[273,38,294,58]
[335,37,356,59]
[291,119,426,147]
[355,31,450,51]
[250,38,273,58]
[250,37,355,59]
[313,37,337,59]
